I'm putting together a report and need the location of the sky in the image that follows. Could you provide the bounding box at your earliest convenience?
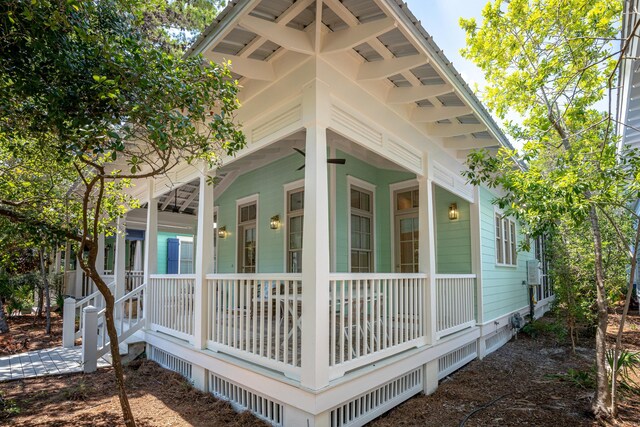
[405,0,489,96]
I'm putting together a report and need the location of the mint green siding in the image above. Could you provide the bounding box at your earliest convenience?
[157,232,193,274]
[434,186,471,274]
[334,151,414,273]
[215,154,304,273]
[479,186,534,321]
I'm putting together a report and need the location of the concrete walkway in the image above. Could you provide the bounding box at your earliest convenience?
[0,347,110,381]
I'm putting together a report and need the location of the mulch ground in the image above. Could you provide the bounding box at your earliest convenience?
[1,310,638,426]
[0,314,64,356]
[371,309,640,427]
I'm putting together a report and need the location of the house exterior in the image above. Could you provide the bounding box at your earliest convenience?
[64,1,554,425]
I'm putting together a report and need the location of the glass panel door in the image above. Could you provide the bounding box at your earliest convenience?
[394,187,419,273]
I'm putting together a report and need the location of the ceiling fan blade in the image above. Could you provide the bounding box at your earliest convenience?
[327,158,346,165]
[293,147,306,157]
[296,164,305,171]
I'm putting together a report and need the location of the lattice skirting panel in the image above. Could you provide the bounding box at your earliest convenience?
[438,341,477,380]
[147,345,193,382]
[330,368,423,427]
[209,373,284,426]
[484,325,514,355]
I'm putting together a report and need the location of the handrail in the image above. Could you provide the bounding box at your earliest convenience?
[205,273,303,280]
[434,274,477,279]
[95,282,146,317]
[329,272,428,280]
[75,280,115,307]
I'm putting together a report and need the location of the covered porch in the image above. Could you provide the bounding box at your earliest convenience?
[138,127,478,386]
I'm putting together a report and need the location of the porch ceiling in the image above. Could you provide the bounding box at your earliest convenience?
[187,0,508,158]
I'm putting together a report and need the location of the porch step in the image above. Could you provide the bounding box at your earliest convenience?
[103,342,146,366]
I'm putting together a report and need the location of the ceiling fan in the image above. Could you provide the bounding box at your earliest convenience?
[172,189,180,213]
[293,147,346,171]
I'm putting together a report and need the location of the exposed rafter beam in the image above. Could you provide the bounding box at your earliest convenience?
[386,84,453,104]
[427,123,487,138]
[204,52,275,81]
[444,136,499,150]
[160,194,173,211]
[239,0,315,59]
[411,106,472,123]
[357,55,428,80]
[179,189,199,212]
[240,15,314,55]
[322,17,396,53]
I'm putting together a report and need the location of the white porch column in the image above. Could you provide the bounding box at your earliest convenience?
[301,123,331,390]
[144,179,158,281]
[63,241,71,295]
[114,217,126,301]
[193,166,215,391]
[132,241,143,271]
[97,233,105,277]
[194,166,215,348]
[419,158,439,394]
[144,179,158,329]
[470,186,486,358]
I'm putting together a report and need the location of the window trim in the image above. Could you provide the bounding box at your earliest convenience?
[177,235,194,274]
[347,176,376,273]
[388,179,419,271]
[494,210,517,267]
[235,194,259,273]
[283,180,304,272]
[285,185,304,273]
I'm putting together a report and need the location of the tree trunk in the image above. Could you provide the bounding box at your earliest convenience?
[610,237,639,417]
[0,298,9,334]
[39,248,51,335]
[80,255,136,426]
[588,206,611,420]
[34,284,44,320]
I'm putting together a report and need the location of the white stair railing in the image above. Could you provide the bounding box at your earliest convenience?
[63,281,115,348]
[81,283,147,372]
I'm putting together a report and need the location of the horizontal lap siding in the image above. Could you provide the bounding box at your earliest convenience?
[334,150,414,273]
[434,186,471,274]
[215,154,304,273]
[479,186,533,321]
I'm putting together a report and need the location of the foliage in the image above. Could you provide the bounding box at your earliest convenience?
[0,1,244,425]
[0,272,37,315]
[607,348,640,395]
[550,367,596,390]
[0,391,20,419]
[520,317,567,341]
[460,0,627,418]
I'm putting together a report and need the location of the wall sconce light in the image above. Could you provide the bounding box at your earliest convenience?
[448,203,459,220]
[270,215,281,230]
[217,226,228,239]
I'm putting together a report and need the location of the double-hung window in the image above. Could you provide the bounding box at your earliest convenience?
[287,188,304,273]
[495,213,517,266]
[350,186,374,273]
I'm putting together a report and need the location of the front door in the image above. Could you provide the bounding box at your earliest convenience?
[237,201,257,273]
[394,188,419,273]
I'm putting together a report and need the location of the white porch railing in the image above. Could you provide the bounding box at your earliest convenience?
[148,275,196,343]
[435,274,476,338]
[328,273,426,378]
[206,274,303,379]
[125,270,144,292]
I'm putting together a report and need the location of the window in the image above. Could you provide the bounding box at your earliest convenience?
[287,188,304,273]
[177,236,194,274]
[237,200,257,273]
[350,186,374,273]
[495,213,517,266]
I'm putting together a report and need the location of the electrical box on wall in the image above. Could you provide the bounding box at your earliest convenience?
[527,259,541,286]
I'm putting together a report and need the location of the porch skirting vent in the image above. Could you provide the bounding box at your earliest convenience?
[148,345,193,382]
[209,373,283,426]
[438,341,477,380]
[330,368,423,427]
[485,325,513,355]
